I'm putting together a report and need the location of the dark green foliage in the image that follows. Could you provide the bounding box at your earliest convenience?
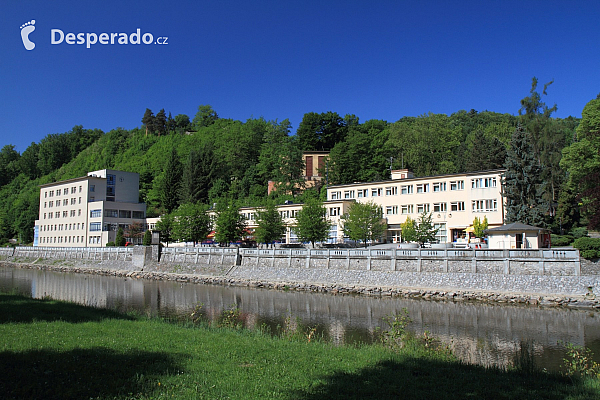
[192,105,218,128]
[550,234,573,247]
[254,202,287,246]
[294,197,329,247]
[154,109,167,136]
[142,108,155,136]
[179,144,216,205]
[341,201,386,247]
[214,202,246,246]
[160,149,182,213]
[572,237,600,259]
[296,111,348,151]
[154,213,174,246]
[115,227,126,247]
[415,212,439,245]
[142,229,152,246]
[503,124,547,227]
[464,133,507,171]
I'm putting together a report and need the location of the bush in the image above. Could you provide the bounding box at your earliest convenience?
[551,234,574,247]
[570,227,589,239]
[573,237,600,259]
[106,242,115,247]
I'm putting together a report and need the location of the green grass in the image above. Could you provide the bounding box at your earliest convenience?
[1,292,599,399]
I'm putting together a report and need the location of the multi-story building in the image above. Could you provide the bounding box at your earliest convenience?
[242,169,505,245]
[325,169,505,243]
[34,169,146,247]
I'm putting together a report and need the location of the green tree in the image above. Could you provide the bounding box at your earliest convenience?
[415,212,439,245]
[400,216,417,243]
[254,202,286,247]
[180,144,216,204]
[115,227,126,247]
[341,201,386,247]
[294,197,329,247]
[160,149,182,213]
[503,124,547,227]
[155,213,175,247]
[214,202,245,246]
[155,109,167,136]
[142,108,155,136]
[296,111,348,151]
[142,229,152,246]
[561,97,600,229]
[173,203,211,245]
[472,216,488,239]
[192,105,219,129]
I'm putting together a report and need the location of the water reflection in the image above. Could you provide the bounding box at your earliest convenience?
[2,265,599,371]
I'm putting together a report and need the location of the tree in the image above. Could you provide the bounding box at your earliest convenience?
[179,144,216,205]
[561,97,600,229]
[472,216,488,239]
[341,201,386,247]
[155,213,175,247]
[464,133,507,172]
[254,202,287,247]
[126,221,145,244]
[142,229,152,246]
[160,149,182,213]
[296,111,348,151]
[115,227,126,246]
[400,216,417,243]
[214,202,245,246]
[154,109,167,136]
[294,197,329,247]
[192,105,219,129]
[172,203,211,245]
[415,212,439,245]
[142,108,155,136]
[503,124,547,227]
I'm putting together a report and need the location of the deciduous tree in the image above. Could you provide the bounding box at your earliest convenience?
[173,203,211,245]
[294,197,329,247]
[214,202,245,246]
[341,201,386,247]
[254,202,286,247]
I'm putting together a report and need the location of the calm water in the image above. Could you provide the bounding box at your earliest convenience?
[2,265,600,371]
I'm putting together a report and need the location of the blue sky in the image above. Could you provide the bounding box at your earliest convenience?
[2,1,599,152]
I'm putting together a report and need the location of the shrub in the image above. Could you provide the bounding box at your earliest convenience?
[551,234,574,247]
[106,242,115,247]
[570,227,589,239]
[573,237,600,259]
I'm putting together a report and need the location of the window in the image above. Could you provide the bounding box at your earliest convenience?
[371,188,382,197]
[71,198,76,205]
[417,203,430,213]
[357,189,368,198]
[433,203,447,212]
[71,187,76,194]
[78,209,81,216]
[450,201,465,211]
[79,186,82,193]
[43,213,46,219]
[330,191,341,200]
[62,211,68,218]
[401,185,413,194]
[90,222,101,231]
[119,210,132,218]
[132,211,145,219]
[56,189,61,196]
[386,205,398,215]
[472,199,498,212]
[328,225,338,243]
[329,207,341,217]
[79,197,82,204]
[89,185,95,192]
[433,182,447,192]
[70,210,76,217]
[63,199,68,206]
[471,177,497,189]
[49,201,53,208]
[416,184,429,193]
[44,191,47,198]
[49,190,54,197]
[344,190,355,199]
[450,180,464,191]
[48,213,53,219]
[89,197,95,202]
[104,209,118,218]
[401,204,414,214]
[434,223,447,243]
[385,186,398,196]
[90,209,102,218]
[55,212,60,218]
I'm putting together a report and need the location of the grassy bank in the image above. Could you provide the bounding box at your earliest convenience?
[0,292,599,399]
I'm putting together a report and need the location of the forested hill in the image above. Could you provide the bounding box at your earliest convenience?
[0,98,583,244]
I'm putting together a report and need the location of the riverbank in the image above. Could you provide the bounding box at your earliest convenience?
[4,261,600,311]
[1,291,599,400]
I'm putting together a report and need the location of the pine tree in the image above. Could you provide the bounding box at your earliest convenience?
[503,124,547,226]
[161,149,182,213]
[141,108,155,136]
[155,109,167,136]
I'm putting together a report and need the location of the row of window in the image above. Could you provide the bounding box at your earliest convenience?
[40,223,85,232]
[43,209,82,219]
[44,197,82,208]
[89,209,145,219]
[39,235,85,244]
[330,178,497,200]
[44,186,83,198]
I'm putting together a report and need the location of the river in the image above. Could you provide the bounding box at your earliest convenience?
[2,265,600,371]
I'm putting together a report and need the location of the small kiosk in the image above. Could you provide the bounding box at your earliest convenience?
[485,222,550,249]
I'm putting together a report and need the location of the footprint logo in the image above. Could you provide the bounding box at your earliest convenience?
[20,20,36,50]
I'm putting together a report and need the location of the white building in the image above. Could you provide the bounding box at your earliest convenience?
[34,169,146,247]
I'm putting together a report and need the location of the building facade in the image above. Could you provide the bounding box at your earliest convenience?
[34,169,146,247]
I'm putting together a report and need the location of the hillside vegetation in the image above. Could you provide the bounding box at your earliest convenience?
[2,79,597,245]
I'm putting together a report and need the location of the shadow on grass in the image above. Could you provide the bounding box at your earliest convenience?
[0,347,184,400]
[0,293,135,324]
[290,358,595,400]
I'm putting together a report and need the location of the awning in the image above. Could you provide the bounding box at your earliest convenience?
[464,226,475,233]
